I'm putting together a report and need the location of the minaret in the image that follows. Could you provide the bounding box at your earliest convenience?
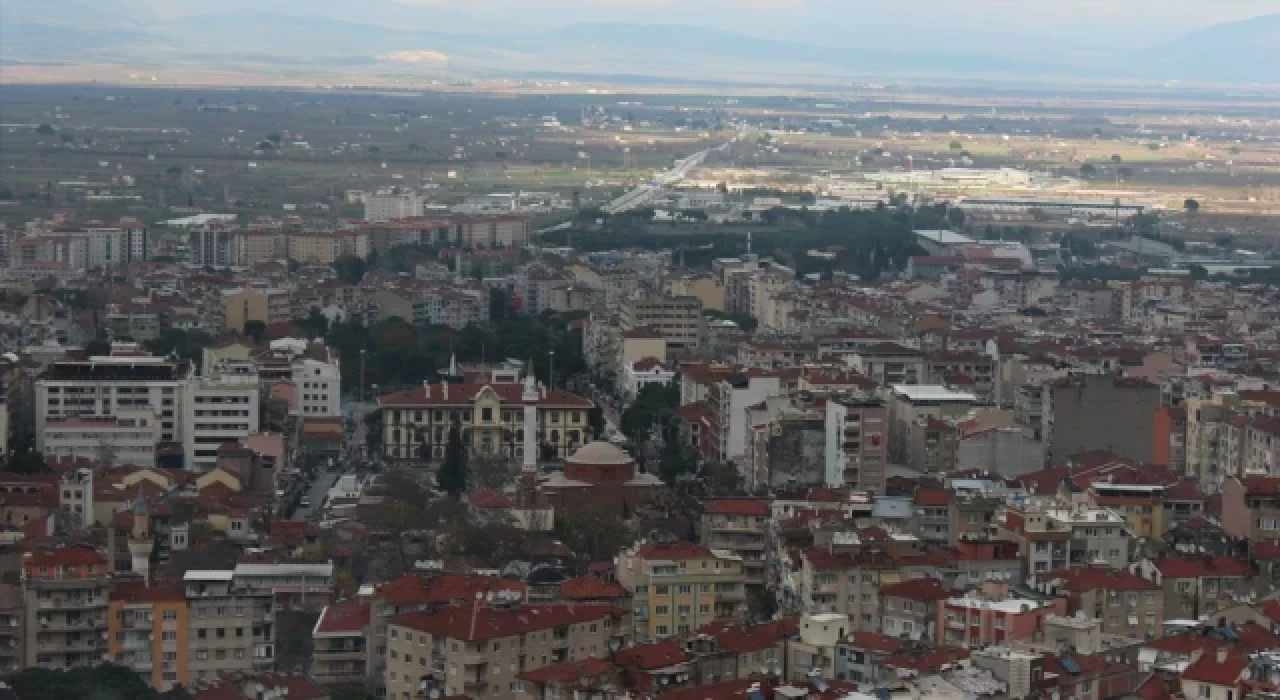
[518,371,540,507]
[127,493,154,585]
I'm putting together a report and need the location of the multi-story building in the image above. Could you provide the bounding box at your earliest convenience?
[703,371,783,465]
[699,500,770,586]
[1034,566,1163,640]
[616,542,747,642]
[823,397,889,494]
[232,230,286,266]
[364,192,425,221]
[0,584,25,674]
[850,343,925,387]
[41,411,163,468]
[1048,376,1161,465]
[798,547,900,630]
[107,582,189,691]
[22,548,111,670]
[940,581,1066,649]
[385,599,627,699]
[1145,556,1250,621]
[879,578,952,642]
[231,562,332,613]
[363,214,533,250]
[312,597,371,687]
[183,570,277,683]
[886,385,976,469]
[188,227,237,268]
[293,356,342,418]
[285,230,369,265]
[1151,405,1187,472]
[222,286,293,332]
[620,294,704,353]
[182,361,260,471]
[378,379,593,464]
[926,351,996,402]
[35,354,188,450]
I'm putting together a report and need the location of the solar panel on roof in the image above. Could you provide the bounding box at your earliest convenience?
[1061,656,1081,674]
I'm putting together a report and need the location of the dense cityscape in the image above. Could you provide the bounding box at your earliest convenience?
[1,4,1280,699]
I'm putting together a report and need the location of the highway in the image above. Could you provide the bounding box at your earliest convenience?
[603,126,752,215]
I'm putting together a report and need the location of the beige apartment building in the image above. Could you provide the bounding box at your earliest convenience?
[699,500,771,586]
[615,541,748,642]
[286,230,368,265]
[620,294,704,352]
[384,599,627,699]
[183,570,277,683]
[232,231,286,266]
[222,286,293,332]
[22,548,111,670]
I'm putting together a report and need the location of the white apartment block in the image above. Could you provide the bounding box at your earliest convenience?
[42,410,163,468]
[184,361,260,471]
[363,193,424,221]
[36,355,188,451]
[86,225,148,269]
[293,358,341,417]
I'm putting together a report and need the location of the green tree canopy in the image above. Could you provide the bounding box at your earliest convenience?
[438,419,468,497]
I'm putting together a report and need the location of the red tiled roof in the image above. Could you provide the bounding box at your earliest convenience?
[704,499,771,516]
[700,618,797,654]
[884,646,970,672]
[1164,479,1205,500]
[520,657,614,684]
[559,576,628,601]
[1243,475,1280,496]
[470,489,513,509]
[635,542,713,561]
[1040,566,1159,592]
[389,601,620,642]
[847,630,905,654]
[1155,557,1250,579]
[1262,600,1280,626]
[110,581,186,604]
[914,488,952,507]
[1253,542,1280,560]
[25,547,107,569]
[315,598,370,636]
[1135,675,1179,700]
[379,383,591,407]
[879,578,954,601]
[615,639,691,670]
[1182,651,1249,686]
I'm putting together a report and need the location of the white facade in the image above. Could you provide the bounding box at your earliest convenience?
[42,410,162,468]
[364,193,424,221]
[293,358,341,417]
[36,356,188,451]
[620,361,675,401]
[86,226,147,270]
[183,361,260,471]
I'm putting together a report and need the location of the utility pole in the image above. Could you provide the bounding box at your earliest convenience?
[548,350,556,391]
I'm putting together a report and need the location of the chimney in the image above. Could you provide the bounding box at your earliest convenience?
[424,382,431,398]
[443,381,449,400]
[1217,647,1229,664]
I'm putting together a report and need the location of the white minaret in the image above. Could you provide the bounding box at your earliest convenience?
[522,373,539,472]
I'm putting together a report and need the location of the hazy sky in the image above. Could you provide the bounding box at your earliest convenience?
[15,0,1280,54]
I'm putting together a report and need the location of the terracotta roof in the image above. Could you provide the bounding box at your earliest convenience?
[520,657,614,685]
[1182,650,1249,686]
[615,639,691,670]
[1155,556,1250,579]
[390,602,621,642]
[847,630,905,654]
[25,547,107,569]
[558,576,628,601]
[110,581,186,604]
[704,499,771,516]
[884,646,970,672]
[701,618,797,654]
[1164,478,1205,500]
[879,578,954,601]
[1243,475,1280,496]
[378,573,525,606]
[914,488,952,507]
[379,383,591,407]
[315,598,370,635]
[1040,566,1159,592]
[470,489,513,509]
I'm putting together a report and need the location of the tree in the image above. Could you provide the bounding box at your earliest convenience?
[267,133,283,144]
[949,140,963,151]
[244,320,266,344]
[947,208,966,226]
[165,166,183,178]
[1184,198,1200,214]
[257,140,275,151]
[9,664,158,700]
[1080,164,1098,178]
[1110,154,1123,163]
[438,420,468,497]
[332,255,367,284]
[5,451,48,475]
[36,123,54,136]
[1188,264,1209,281]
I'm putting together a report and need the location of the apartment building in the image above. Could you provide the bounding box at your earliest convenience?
[0,585,24,675]
[879,578,952,642]
[312,597,371,687]
[1146,557,1250,620]
[286,230,368,265]
[188,227,237,268]
[232,230,286,266]
[703,372,783,465]
[620,294,704,352]
[293,357,342,418]
[850,343,925,387]
[36,355,188,452]
[823,397,889,494]
[798,547,901,630]
[1034,567,1163,640]
[941,581,1066,649]
[222,287,293,332]
[886,385,976,468]
[364,192,425,221]
[183,570,277,682]
[107,583,188,691]
[1048,376,1160,465]
[22,548,111,670]
[232,562,333,613]
[699,500,770,586]
[182,361,260,471]
[385,599,626,699]
[616,542,748,642]
[42,411,163,468]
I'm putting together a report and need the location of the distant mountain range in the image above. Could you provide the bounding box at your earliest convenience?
[2,8,1277,85]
